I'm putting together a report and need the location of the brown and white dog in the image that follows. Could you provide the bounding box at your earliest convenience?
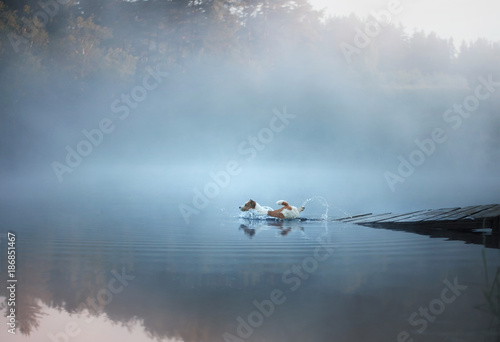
[239,199,305,219]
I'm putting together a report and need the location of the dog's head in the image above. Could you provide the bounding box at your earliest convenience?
[239,199,256,211]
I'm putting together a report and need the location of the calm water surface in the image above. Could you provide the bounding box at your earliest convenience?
[1,196,499,342]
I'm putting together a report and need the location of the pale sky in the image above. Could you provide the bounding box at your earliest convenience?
[309,0,500,44]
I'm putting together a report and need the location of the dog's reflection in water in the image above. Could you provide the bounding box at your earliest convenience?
[239,221,304,238]
[239,224,256,237]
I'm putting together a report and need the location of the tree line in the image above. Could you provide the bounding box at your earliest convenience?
[1,0,499,87]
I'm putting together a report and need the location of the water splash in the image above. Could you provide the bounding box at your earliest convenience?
[301,196,352,220]
[331,204,352,219]
[301,196,330,220]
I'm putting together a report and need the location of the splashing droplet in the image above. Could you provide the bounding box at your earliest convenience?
[301,196,352,220]
[301,196,329,220]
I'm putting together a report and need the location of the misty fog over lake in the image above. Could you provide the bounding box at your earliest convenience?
[0,0,499,341]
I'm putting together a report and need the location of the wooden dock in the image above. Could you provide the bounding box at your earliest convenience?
[335,204,500,248]
[336,204,500,232]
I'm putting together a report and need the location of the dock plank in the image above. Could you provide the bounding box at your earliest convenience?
[348,213,403,224]
[375,210,428,222]
[471,204,500,219]
[342,213,392,223]
[380,209,430,223]
[420,207,475,221]
[334,213,372,221]
[433,204,497,221]
[393,208,459,222]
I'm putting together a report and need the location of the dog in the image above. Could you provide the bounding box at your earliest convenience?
[239,199,305,219]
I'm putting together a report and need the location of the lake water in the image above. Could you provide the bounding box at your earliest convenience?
[1,196,499,342]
